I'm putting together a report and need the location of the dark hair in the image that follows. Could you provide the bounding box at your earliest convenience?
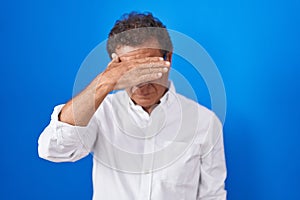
[106,12,173,58]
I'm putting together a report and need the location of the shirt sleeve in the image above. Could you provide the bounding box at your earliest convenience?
[197,114,227,200]
[38,104,99,162]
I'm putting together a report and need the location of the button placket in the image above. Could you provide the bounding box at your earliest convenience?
[138,138,155,200]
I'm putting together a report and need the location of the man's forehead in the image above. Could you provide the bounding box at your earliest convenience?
[116,46,163,58]
[115,38,162,56]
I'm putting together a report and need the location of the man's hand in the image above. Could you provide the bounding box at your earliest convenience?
[101,52,170,90]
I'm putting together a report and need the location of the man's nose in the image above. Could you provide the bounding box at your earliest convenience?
[136,82,151,88]
[131,82,153,94]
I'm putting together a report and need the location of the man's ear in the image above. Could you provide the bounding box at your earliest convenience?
[166,52,173,62]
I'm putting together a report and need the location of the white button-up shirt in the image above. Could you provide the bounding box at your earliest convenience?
[38,82,227,200]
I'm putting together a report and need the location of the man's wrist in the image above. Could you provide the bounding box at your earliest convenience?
[96,82,114,95]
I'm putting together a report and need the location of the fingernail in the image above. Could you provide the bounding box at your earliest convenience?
[157,72,162,77]
[165,61,170,65]
[159,57,164,61]
[111,53,117,59]
[163,67,169,72]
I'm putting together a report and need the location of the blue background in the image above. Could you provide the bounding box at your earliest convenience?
[1,0,299,199]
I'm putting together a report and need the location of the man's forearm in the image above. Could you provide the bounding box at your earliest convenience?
[59,73,113,126]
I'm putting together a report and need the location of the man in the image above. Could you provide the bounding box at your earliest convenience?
[38,12,227,200]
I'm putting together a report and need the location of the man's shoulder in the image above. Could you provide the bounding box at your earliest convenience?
[94,90,127,118]
[175,93,222,126]
[100,90,127,107]
[175,93,214,116]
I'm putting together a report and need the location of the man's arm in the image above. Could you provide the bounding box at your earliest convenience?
[198,114,227,200]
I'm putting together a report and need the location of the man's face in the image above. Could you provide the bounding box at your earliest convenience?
[115,39,172,111]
